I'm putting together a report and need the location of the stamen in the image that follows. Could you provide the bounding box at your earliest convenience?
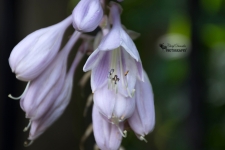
[24,140,33,147]
[139,135,148,143]
[8,81,30,100]
[117,127,127,138]
[23,120,31,132]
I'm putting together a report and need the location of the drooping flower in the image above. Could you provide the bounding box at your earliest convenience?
[72,0,103,32]
[9,15,72,81]
[128,71,155,142]
[9,31,81,121]
[92,105,124,150]
[26,43,87,143]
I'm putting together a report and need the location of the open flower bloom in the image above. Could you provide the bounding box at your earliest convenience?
[92,105,123,150]
[128,71,155,142]
[9,15,72,81]
[72,0,103,32]
[83,2,143,97]
[27,44,86,142]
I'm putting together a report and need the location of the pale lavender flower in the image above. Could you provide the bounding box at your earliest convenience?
[128,71,155,142]
[83,2,143,126]
[72,0,103,32]
[9,15,72,81]
[92,105,124,150]
[83,2,143,97]
[9,31,81,121]
[25,43,87,143]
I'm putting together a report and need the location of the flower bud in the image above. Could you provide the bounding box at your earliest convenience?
[20,31,81,121]
[20,52,67,120]
[128,71,155,142]
[24,39,87,141]
[72,0,103,32]
[92,105,123,150]
[9,15,72,81]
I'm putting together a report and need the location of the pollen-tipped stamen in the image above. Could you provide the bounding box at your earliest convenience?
[24,140,33,147]
[8,81,30,100]
[23,120,31,132]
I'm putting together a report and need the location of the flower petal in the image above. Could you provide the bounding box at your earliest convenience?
[83,49,102,72]
[92,105,123,150]
[91,51,111,92]
[128,71,155,136]
[98,26,121,51]
[113,93,135,121]
[93,85,116,119]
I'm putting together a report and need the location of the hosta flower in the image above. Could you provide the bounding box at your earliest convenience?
[9,15,72,81]
[128,71,155,142]
[92,105,124,150]
[83,2,143,125]
[72,0,103,32]
[26,44,86,142]
[9,31,81,121]
[83,2,143,95]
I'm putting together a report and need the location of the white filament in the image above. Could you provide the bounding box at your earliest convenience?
[23,120,31,132]
[140,135,148,143]
[8,81,30,100]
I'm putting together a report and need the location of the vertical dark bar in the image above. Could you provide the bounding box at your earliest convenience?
[0,0,17,150]
[187,0,205,149]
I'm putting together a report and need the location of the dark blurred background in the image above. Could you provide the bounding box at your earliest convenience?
[1,0,225,150]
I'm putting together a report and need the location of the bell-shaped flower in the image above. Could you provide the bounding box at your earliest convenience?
[8,31,81,121]
[83,2,143,97]
[72,0,103,32]
[9,15,72,81]
[128,71,155,142]
[26,44,86,142]
[92,105,124,150]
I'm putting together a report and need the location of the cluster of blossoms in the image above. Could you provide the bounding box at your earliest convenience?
[8,0,155,149]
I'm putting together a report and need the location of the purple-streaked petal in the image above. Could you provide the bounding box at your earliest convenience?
[83,49,103,72]
[128,71,155,136]
[91,51,111,92]
[92,105,123,150]
[120,29,140,62]
[93,85,116,119]
[21,54,67,120]
[98,25,121,51]
[9,16,72,81]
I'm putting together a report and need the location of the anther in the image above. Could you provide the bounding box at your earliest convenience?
[140,135,148,143]
[24,140,33,147]
[112,75,120,84]
[23,120,31,132]
[124,70,129,76]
